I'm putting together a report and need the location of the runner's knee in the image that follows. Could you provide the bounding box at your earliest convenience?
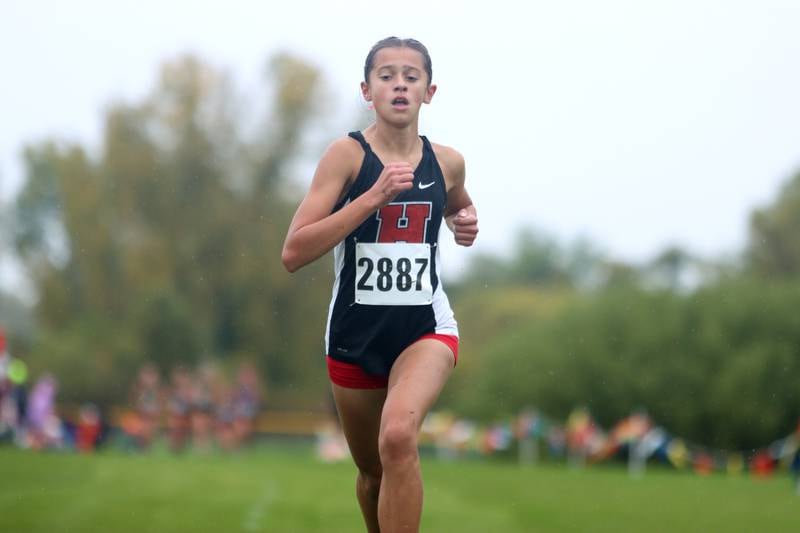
[379,418,418,466]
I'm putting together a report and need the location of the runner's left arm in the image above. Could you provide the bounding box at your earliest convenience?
[440,147,478,247]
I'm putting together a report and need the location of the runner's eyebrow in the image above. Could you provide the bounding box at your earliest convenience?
[376,65,422,74]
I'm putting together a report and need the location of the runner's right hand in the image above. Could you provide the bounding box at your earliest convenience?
[369,162,414,208]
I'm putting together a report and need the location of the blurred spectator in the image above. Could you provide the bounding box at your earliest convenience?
[0,328,28,443]
[515,409,541,465]
[792,418,800,495]
[316,390,348,462]
[793,453,800,496]
[25,374,63,450]
[0,329,16,440]
[750,450,776,478]
[166,366,193,453]
[232,360,264,447]
[214,376,237,451]
[75,403,102,453]
[8,358,28,438]
[566,406,599,467]
[692,451,715,476]
[190,362,218,452]
[127,363,163,450]
[547,425,567,458]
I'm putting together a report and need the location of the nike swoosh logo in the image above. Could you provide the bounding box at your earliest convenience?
[418,181,435,189]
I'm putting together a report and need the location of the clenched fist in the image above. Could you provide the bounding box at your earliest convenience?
[452,208,478,247]
[368,162,415,208]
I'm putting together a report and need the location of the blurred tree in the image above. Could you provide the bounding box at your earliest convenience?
[12,53,331,407]
[648,246,691,291]
[440,285,574,409]
[0,290,35,351]
[452,279,800,449]
[748,169,800,277]
[455,227,581,289]
[563,237,606,289]
[508,228,567,285]
[599,260,640,289]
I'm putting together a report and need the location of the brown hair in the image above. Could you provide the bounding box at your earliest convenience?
[364,37,433,86]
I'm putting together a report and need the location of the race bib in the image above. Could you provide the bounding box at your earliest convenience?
[355,243,433,306]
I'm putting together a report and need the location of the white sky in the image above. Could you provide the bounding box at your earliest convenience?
[2,0,800,288]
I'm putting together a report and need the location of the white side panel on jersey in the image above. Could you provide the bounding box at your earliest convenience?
[324,239,346,354]
[432,243,459,337]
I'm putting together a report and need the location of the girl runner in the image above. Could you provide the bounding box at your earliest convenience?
[282,36,478,532]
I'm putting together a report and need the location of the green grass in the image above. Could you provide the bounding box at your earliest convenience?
[1,444,797,532]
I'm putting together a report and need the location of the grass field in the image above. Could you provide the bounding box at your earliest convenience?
[1,443,797,532]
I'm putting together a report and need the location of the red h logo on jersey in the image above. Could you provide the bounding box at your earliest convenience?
[376,202,432,243]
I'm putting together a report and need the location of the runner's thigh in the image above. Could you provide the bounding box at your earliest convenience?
[332,384,387,472]
[382,339,455,432]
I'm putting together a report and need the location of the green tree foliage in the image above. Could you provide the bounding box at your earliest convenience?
[454,227,607,290]
[0,290,34,351]
[12,54,331,406]
[443,207,800,448]
[748,169,800,277]
[440,285,575,408]
[450,279,800,449]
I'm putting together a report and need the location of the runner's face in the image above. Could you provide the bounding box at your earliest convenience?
[362,47,436,123]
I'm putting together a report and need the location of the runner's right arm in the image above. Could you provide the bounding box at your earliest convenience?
[282,138,414,272]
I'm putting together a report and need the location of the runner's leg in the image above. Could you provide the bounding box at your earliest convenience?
[332,384,387,533]
[378,339,455,532]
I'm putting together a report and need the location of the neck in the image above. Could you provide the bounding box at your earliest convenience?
[367,119,420,154]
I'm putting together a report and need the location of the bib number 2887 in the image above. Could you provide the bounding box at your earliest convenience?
[355,243,433,305]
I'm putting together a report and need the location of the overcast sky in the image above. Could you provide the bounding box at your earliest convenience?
[2,0,800,289]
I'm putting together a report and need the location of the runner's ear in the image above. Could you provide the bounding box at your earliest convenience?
[423,84,437,104]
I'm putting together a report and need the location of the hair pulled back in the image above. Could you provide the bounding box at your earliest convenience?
[364,37,432,86]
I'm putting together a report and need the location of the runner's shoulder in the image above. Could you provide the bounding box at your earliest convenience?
[328,135,365,157]
[431,142,465,183]
[319,136,365,182]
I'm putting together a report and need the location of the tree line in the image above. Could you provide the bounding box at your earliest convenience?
[442,171,800,449]
[2,52,799,449]
[5,53,334,408]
